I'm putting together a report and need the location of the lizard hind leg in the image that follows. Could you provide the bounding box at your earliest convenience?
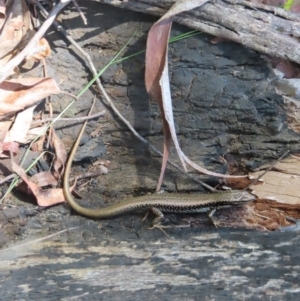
[208,207,223,228]
[148,207,169,237]
[208,208,219,227]
[151,207,165,225]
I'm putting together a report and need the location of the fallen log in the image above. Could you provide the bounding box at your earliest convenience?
[95,0,300,64]
[1,229,300,300]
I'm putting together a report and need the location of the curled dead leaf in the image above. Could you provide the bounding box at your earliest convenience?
[145,0,244,191]
[10,151,66,206]
[50,127,67,179]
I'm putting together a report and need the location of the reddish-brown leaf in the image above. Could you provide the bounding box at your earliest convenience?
[50,127,67,179]
[30,171,58,188]
[11,153,65,206]
[145,0,244,191]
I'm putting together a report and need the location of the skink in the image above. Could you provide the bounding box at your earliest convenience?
[63,112,255,224]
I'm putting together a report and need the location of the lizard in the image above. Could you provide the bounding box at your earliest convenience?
[63,105,255,227]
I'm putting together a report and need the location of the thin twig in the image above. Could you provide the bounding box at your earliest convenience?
[31,110,106,126]
[71,170,106,181]
[0,174,15,185]
[71,0,87,25]
[245,150,290,190]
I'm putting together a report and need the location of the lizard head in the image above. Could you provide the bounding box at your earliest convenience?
[232,190,256,204]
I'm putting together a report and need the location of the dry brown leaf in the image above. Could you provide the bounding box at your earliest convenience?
[25,125,48,143]
[30,171,58,187]
[1,141,19,157]
[145,17,172,191]
[11,152,65,206]
[145,0,243,191]
[50,127,67,179]
[0,77,60,118]
[0,77,59,156]
[0,0,32,70]
[34,188,66,207]
[26,38,51,62]
[0,0,71,83]
[31,134,46,152]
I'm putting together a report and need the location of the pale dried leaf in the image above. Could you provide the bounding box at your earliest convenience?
[25,125,48,143]
[274,78,300,100]
[262,0,286,7]
[160,52,186,170]
[182,153,245,178]
[248,0,264,4]
[262,0,285,5]
[92,159,110,166]
[0,0,31,61]
[4,105,36,143]
[0,77,60,118]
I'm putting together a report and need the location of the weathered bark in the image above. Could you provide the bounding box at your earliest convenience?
[95,0,300,64]
[1,229,300,300]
